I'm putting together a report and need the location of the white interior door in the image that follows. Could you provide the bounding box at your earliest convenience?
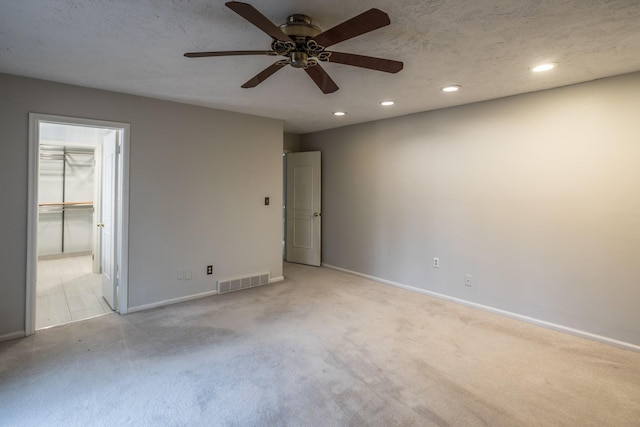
[101,131,118,310]
[286,151,321,266]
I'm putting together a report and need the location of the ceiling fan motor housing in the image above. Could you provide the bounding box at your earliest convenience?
[273,14,326,69]
[280,15,321,39]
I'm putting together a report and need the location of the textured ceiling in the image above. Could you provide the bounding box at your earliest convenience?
[1,0,639,134]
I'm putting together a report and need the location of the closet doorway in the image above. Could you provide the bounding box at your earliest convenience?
[26,114,130,335]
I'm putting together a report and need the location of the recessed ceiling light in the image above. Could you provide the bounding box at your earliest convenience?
[532,63,557,72]
[333,111,346,116]
[442,85,461,92]
[380,100,395,106]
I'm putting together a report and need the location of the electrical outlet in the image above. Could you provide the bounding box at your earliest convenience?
[207,265,213,275]
[433,257,440,268]
[264,197,270,206]
[465,274,472,287]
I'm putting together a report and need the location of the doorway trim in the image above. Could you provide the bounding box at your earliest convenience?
[26,113,131,335]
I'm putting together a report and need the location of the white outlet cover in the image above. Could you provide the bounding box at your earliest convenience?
[433,257,440,268]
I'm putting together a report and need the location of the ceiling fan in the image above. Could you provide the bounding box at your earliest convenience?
[184,1,403,94]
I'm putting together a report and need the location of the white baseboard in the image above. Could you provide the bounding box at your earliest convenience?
[323,263,640,353]
[0,331,25,343]
[128,289,219,313]
[127,276,284,314]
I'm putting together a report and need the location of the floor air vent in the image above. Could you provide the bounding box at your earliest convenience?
[218,273,270,294]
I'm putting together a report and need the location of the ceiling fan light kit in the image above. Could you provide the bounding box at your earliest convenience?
[184,1,404,94]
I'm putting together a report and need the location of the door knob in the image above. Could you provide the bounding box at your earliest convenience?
[97,223,104,228]
[313,212,321,217]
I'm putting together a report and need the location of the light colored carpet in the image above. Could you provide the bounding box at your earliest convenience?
[1,262,639,426]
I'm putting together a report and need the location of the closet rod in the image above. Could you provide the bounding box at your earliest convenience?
[38,201,93,207]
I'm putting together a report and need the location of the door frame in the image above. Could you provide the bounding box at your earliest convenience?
[26,113,131,335]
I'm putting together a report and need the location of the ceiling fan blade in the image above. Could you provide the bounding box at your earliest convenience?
[241,62,287,88]
[325,51,403,73]
[225,1,291,43]
[305,64,339,94]
[311,9,390,48]
[184,50,271,58]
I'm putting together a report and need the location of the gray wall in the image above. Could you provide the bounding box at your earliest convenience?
[300,72,640,346]
[283,132,301,152]
[0,73,283,339]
